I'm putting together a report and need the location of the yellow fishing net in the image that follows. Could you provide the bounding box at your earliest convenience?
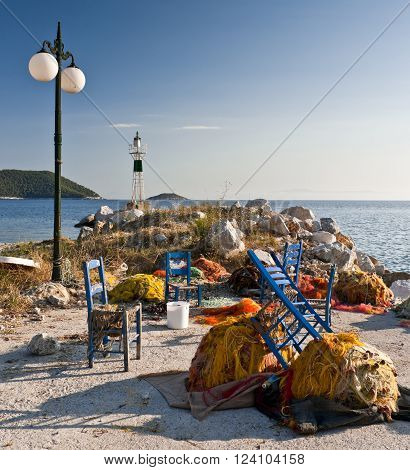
[288,332,399,420]
[188,313,293,391]
[108,274,164,303]
[334,270,393,307]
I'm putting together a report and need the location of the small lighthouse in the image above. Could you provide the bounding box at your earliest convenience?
[129,131,147,208]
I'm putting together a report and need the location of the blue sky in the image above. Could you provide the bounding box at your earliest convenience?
[0,0,409,200]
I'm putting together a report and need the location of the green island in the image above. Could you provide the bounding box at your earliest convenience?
[0,169,101,199]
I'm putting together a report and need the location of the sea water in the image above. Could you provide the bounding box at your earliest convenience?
[0,199,408,272]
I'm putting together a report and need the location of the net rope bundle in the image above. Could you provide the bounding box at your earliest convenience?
[286,332,399,420]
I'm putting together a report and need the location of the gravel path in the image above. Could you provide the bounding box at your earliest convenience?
[0,307,409,450]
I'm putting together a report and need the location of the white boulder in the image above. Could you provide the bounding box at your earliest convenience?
[77,226,93,241]
[33,282,70,308]
[356,251,376,273]
[310,242,356,271]
[311,231,337,245]
[320,217,341,234]
[28,333,61,356]
[74,213,95,228]
[390,280,410,300]
[254,249,275,266]
[94,205,114,222]
[206,220,245,255]
[281,206,315,221]
[192,211,206,219]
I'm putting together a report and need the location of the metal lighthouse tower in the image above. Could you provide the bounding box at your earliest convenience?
[129,131,147,208]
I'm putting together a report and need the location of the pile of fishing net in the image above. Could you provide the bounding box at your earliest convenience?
[91,304,123,349]
[228,265,260,294]
[152,267,204,280]
[334,270,393,309]
[195,298,261,325]
[298,274,328,300]
[192,256,228,282]
[188,313,292,391]
[108,274,164,303]
[284,332,399,421]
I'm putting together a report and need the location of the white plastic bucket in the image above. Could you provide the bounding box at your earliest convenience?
[166,301,189,329]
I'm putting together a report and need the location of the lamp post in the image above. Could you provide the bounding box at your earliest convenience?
[28,21,85,282]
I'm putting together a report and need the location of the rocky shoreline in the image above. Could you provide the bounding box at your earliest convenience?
[74,199,410,288]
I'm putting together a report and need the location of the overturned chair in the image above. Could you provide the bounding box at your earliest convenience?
[83,257,142,371]
[248,249,333,385]
[259,242,336,327]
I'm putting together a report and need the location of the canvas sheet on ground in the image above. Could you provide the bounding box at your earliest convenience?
[143,372,410,433]
[142,372,271,421]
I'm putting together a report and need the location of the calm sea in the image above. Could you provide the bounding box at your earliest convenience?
[0,199,408,272]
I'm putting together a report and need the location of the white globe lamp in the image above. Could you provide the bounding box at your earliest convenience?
[28,51,58,82]
[61,65,86,94]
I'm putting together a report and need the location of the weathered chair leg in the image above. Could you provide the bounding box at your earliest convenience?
[122,307,129,372]
[136,302,142,360]
[87,314,94,368]
[197,285,202,306]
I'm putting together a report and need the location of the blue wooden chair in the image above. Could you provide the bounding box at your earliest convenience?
[83,257,142,371]
[305,264,336,327]
[259,241,303,301]
[248,249,333,386]
[165,251,202,306]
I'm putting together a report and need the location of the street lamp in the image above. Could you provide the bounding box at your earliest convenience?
[28,21,85,282]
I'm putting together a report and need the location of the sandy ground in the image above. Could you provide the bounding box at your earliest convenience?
[0,307,409,450]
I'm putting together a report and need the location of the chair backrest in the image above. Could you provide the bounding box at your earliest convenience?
[282,241,303,283]
[82,256,108,313]
[165,251,191,286]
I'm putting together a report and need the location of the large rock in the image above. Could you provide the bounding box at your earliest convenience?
[28,333,60,356]
[153,233,168,245]
[77,226,93,241]
[281,206,315,221]
[94,205,114,222]
[245,198,268,208]
[356,251,376,273]
[112,209,144,227]
[257,214,289,236]
[33,282,70,308]
[253,249,275,266]
[309,242,356,271]
[320,217,340,234]
[270,214,290,236]
[206,220,245,255]
[382,271,410,287]
[336,232,355,250]
[192,211,206,220]
[74,213,95,228]
[285,217,302,235]
[390,280,410,300]
[310,231,336,245]
[303,219,320,232]
[231,201,242,209]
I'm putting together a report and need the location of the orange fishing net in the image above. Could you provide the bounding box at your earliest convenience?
[192,256,228,282]
[188,313,288,391]
[298,275,328,300]
[153,269,166,278]
[195,298,261,325]
[333,302,386,315]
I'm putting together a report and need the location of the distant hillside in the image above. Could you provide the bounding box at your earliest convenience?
[0,170,101,199]
[147,193,188,201]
